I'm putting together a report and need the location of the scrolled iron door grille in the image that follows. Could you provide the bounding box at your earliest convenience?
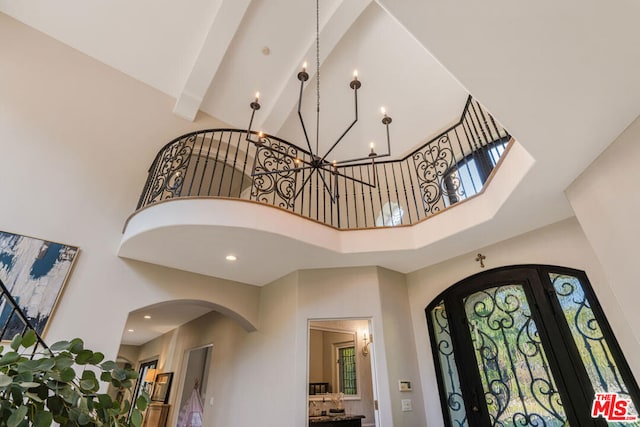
[425,265,640,427]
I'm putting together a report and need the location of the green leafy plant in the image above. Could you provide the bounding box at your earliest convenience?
[0,330,149,427]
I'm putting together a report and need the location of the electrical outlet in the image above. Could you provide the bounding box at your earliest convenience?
[401,399,412,412]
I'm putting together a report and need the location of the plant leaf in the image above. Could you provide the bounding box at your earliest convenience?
[100,361,117,371]
[19,381,40,389]
[46,396,63,413]
[75,350,93,365]
[130,409,142,427]
[21,330,37,349]
[80,379,96,391]
[49,341,70,352]
[17,359,40,373]
[33,411,53,427]
[36,358,56,371]
[81,370,96,380]
[0,372,12,387]
[25,391,44,403]
[10,385,23,403]
[0,352,21,367]
[7,405,28,427]
[69,339,84,354]
[97,393,112,409]
[89,352,104,365]
[112,368,127,381]
[14,371,34,383]
[10,334,22,351]
[136,395,148,412]
[77,413,91,426]
[53,355,74,370]
[59,367,75,382]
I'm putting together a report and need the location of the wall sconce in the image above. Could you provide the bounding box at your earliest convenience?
[362,332,372,356]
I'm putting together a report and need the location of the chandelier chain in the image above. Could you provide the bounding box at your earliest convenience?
[316,0,320,155]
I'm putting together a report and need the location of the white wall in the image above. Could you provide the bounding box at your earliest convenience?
[0,13,261,358]
[378,268,426,427]
[567,114,640,345]
[117,344,141,365]
[406,217,640,427]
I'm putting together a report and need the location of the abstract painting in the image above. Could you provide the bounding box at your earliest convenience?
[0,231,78,338]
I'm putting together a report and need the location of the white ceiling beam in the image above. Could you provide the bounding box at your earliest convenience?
[259,0,373,134]
[173,0,252,121]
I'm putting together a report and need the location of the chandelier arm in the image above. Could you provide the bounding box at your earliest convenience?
[297,79,315,154]
[292,171,316,202]
[385,119,391,156]
[315,167,335,203]
[333,153,389,165]
[245,108,259,142]
[320,87,359,163]
[333,121,392,165]
[323,165,377,189]
[251,165,315,178]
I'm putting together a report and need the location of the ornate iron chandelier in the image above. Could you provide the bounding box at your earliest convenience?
[246,0,392,203]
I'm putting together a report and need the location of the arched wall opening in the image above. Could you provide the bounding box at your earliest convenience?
[113,299,254,427]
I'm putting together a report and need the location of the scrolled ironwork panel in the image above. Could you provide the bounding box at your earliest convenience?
[464,285,568,427]
[413,134,457,215]
[250,137,298,209]
[145,135,195,204]
[550,273,640,426]
[430,301,469,427]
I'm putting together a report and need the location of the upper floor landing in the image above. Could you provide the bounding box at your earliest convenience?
[118,98,534,285]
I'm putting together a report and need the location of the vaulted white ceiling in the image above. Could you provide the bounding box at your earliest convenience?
[0,0,469,161]
[4,0,640,343]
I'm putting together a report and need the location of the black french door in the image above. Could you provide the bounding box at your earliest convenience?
[426,265,640,427]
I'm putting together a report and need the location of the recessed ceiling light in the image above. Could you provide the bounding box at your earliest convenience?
[226,255,237,261]
[143,315,151,319]
[127,329,134,332]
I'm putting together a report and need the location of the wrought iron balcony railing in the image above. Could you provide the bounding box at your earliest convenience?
[136,96,511,230]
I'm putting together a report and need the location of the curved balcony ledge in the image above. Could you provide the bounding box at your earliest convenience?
[118,141,533,286]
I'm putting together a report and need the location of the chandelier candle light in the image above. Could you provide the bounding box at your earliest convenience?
[246,0,392,203]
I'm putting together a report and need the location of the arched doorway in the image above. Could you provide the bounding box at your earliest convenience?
[426,265,640,426]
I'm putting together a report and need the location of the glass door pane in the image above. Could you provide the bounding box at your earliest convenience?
[550,273,640,426]
[429,300,469,426]
[464,284,569,426]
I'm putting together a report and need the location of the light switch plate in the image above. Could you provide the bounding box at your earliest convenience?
[401,399,412,412]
